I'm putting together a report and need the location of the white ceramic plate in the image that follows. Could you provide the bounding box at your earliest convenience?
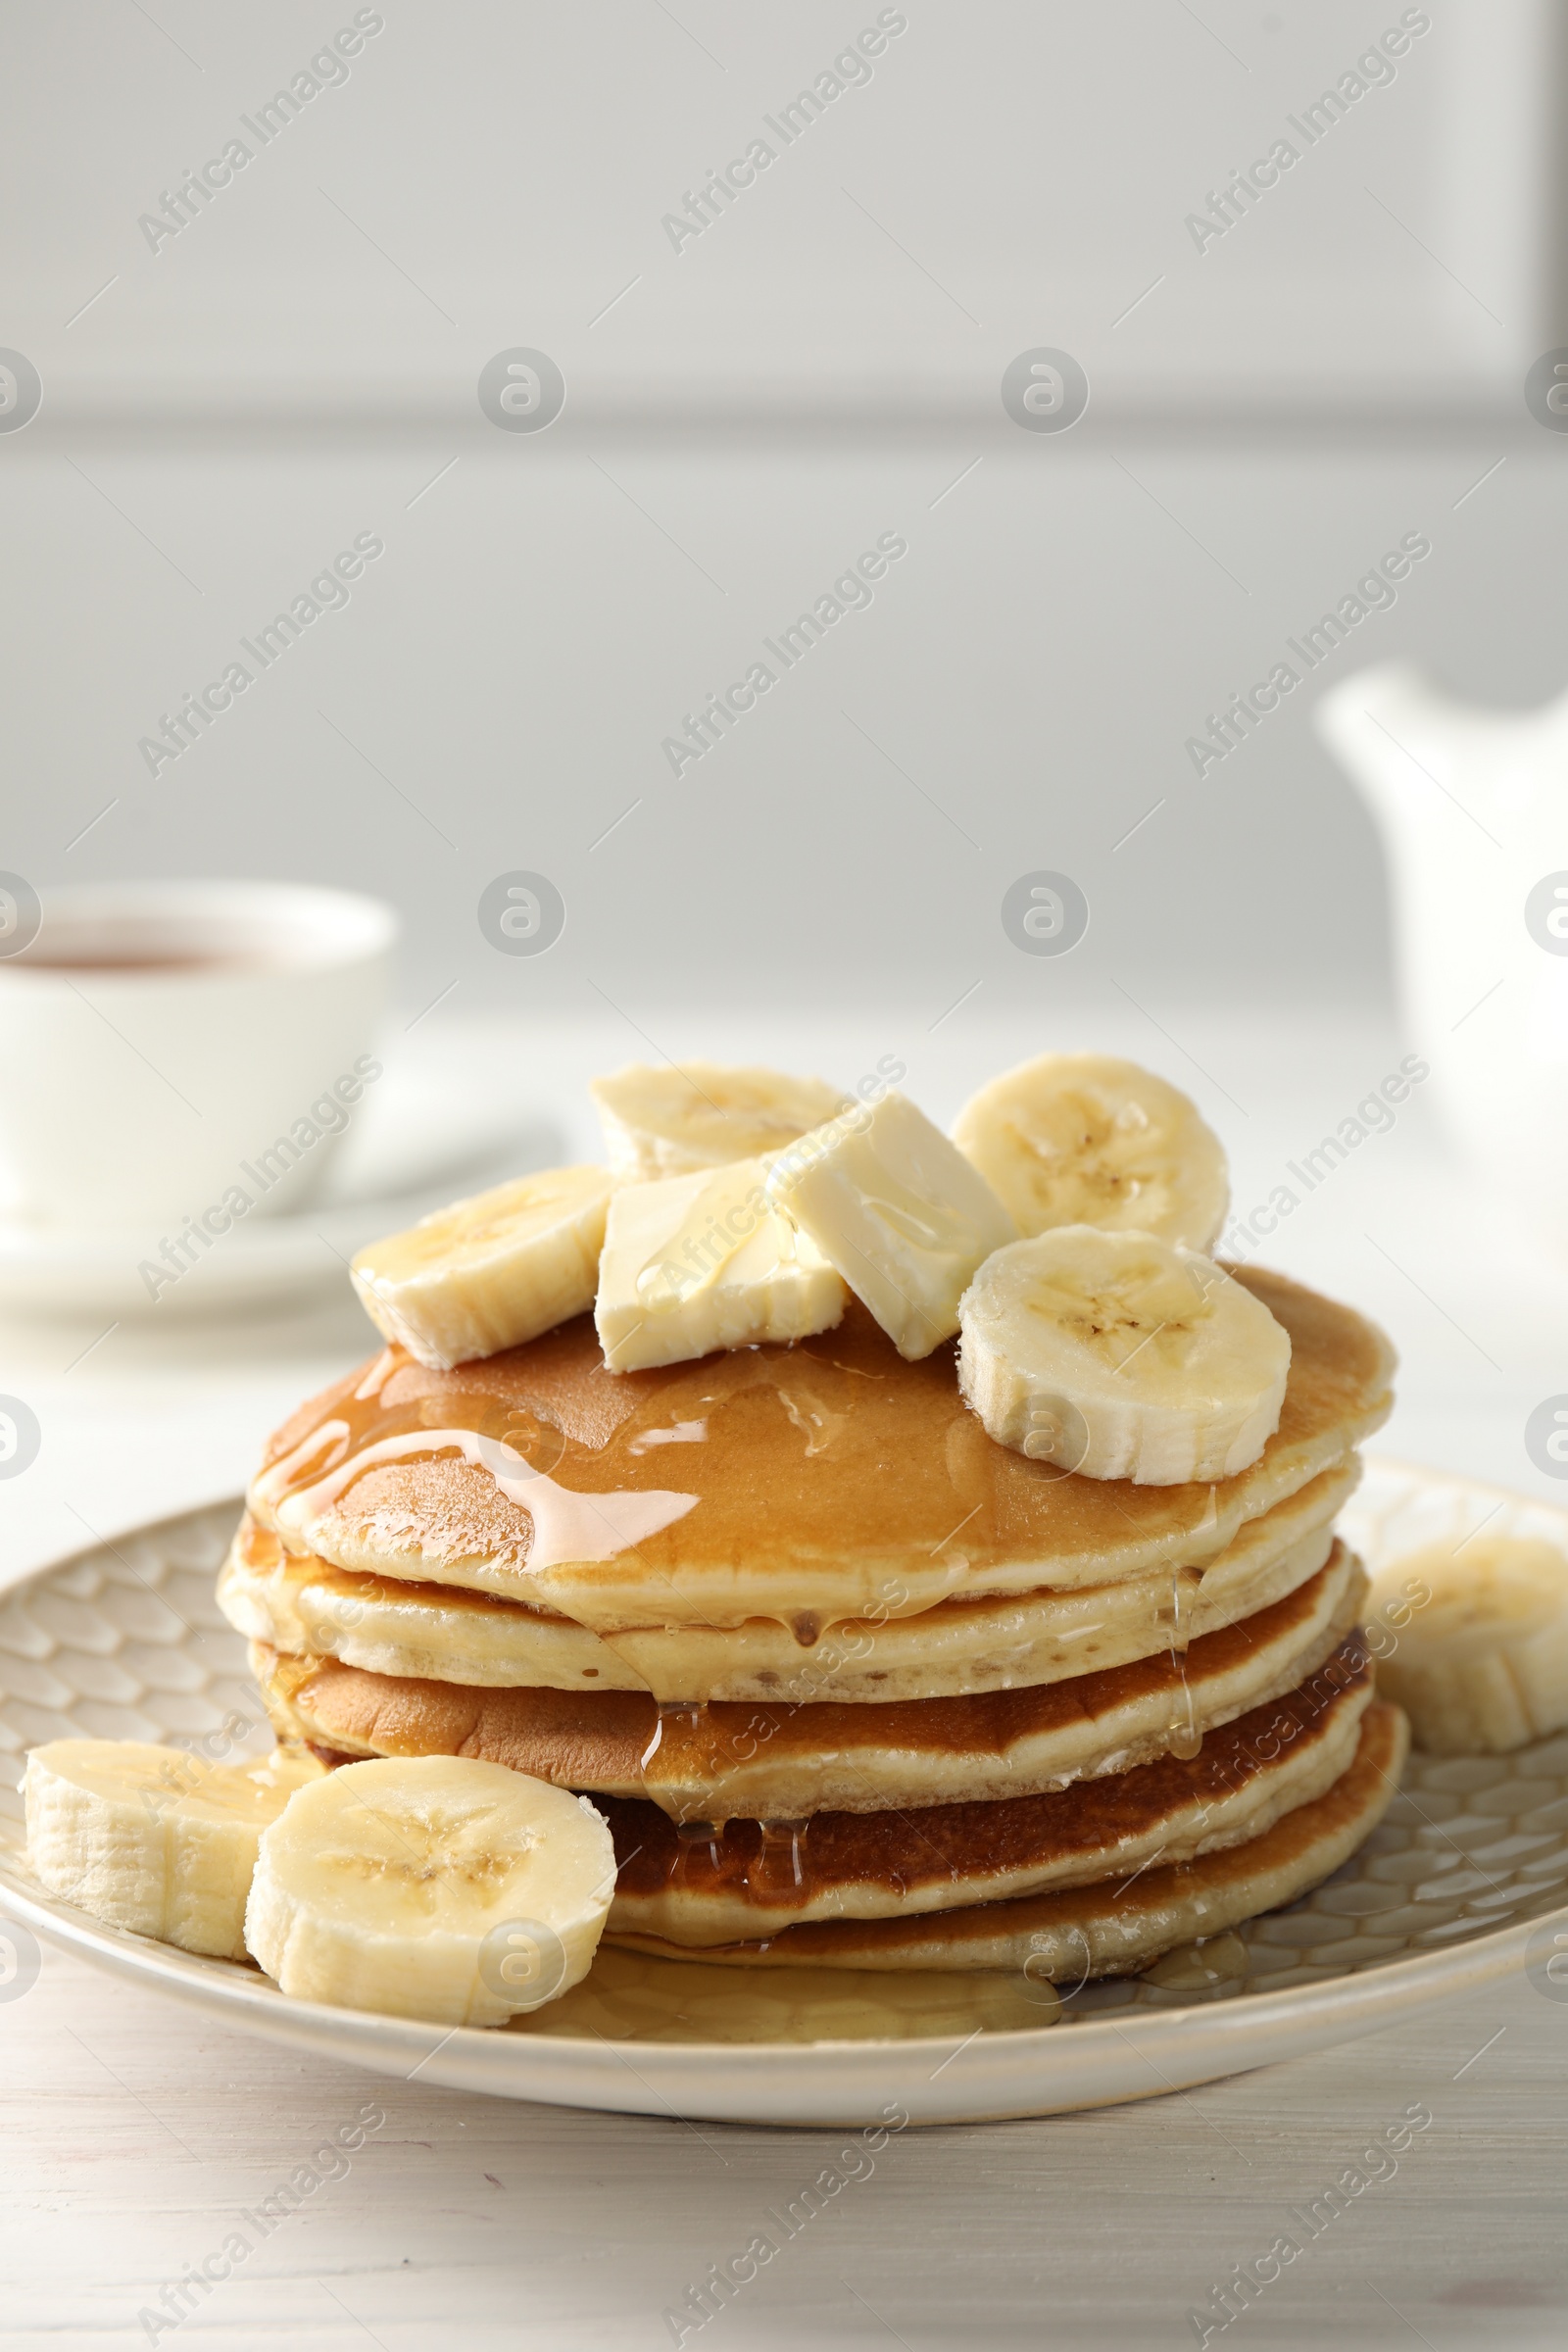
[1,1458,1565,2128]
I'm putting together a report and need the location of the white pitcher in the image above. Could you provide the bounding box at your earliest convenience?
[1315,662,1568,1248]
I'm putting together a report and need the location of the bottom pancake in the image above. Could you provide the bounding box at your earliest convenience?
[596,1643,1375,1943]
[608,1698,1408,1975]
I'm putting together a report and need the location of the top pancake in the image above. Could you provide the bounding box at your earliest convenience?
[249,1267,1394,1632]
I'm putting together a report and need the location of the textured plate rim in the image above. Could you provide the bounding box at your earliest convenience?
[1,1461,1563,2126]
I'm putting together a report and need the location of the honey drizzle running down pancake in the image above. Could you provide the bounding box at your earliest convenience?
[596,1644,1375,1941]
[221,1455,1356,1705]
[609,1701,1409,1975]
[252,1544,1365,1819]
[246,1272,1395,1630]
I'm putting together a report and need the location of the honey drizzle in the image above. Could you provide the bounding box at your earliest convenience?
[633,1698,819,1861]
[1164,1560,1204,1761]
[749,1818,812,1900]
[672,1820,723,1887]
[247,1304,1271,1639]
[633,1812,818,1904]
[639,1699,718,1826]
[256,1421,699,1571]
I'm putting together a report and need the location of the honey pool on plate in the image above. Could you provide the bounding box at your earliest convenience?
[512,1943,1061,2042]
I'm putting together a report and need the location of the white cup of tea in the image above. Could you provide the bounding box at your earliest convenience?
[0,879,398,1230]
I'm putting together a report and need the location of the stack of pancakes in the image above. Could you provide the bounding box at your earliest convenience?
[222,1263,1405,1981]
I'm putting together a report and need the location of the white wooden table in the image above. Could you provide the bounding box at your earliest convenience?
[2,1012,1565,2349]
[1,1945,1561,2350]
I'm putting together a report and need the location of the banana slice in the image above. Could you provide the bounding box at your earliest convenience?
[591,1060,850,1183]
[957,1226,1290,1484]
[951,1053,1229,1250]
[765,1092,1016,1361]
[351,1165,613,1371]
[595,1155,845,1372]
[23,1739,319,1959]
[245,1755,615,2025]
[1369,1535,1568,1754]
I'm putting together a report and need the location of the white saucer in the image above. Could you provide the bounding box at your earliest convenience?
[0,1051,564,1317]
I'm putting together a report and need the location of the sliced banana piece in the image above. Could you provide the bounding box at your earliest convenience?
[595,1155,845,1372]
[765,1092,1016,1361]
[245,1755,615,2025]
[590,1060,850,1183]
[351,1165,613,1371]
[957,1226,1290,1484]
[952,1052,1229,1250]
[1369,1535,1568,1754]
[23,1739,319,1959]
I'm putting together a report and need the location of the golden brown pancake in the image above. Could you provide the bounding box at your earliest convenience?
[245,1272,1394,1631]
[252,1545,1365,1818]
[597,1645,1374,1941]
[611,1700,1408,1975]
[221,1456,1355,1705]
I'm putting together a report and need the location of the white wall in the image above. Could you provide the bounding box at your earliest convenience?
[1,0,1560,1017]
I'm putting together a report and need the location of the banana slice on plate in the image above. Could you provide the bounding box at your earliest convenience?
[765,1092,1016,1360]
[1369,1535,1568,1754]
[957,1226,1289,1484]
[595,1155,845,1372]
[245,1755,616,2025]
[351,1165,613,1370]
[951,1053,1229,1250]
[590,1060,850,1183]
[23,1740,320,1959]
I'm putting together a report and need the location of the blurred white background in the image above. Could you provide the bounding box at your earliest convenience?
[3,0,1565,1020]
[5,16,1568,2343]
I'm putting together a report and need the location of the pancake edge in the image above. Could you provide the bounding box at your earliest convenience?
[247,1550,1367,1818]
[602,1700,1408,1973]
[220,1455,1358,1704]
